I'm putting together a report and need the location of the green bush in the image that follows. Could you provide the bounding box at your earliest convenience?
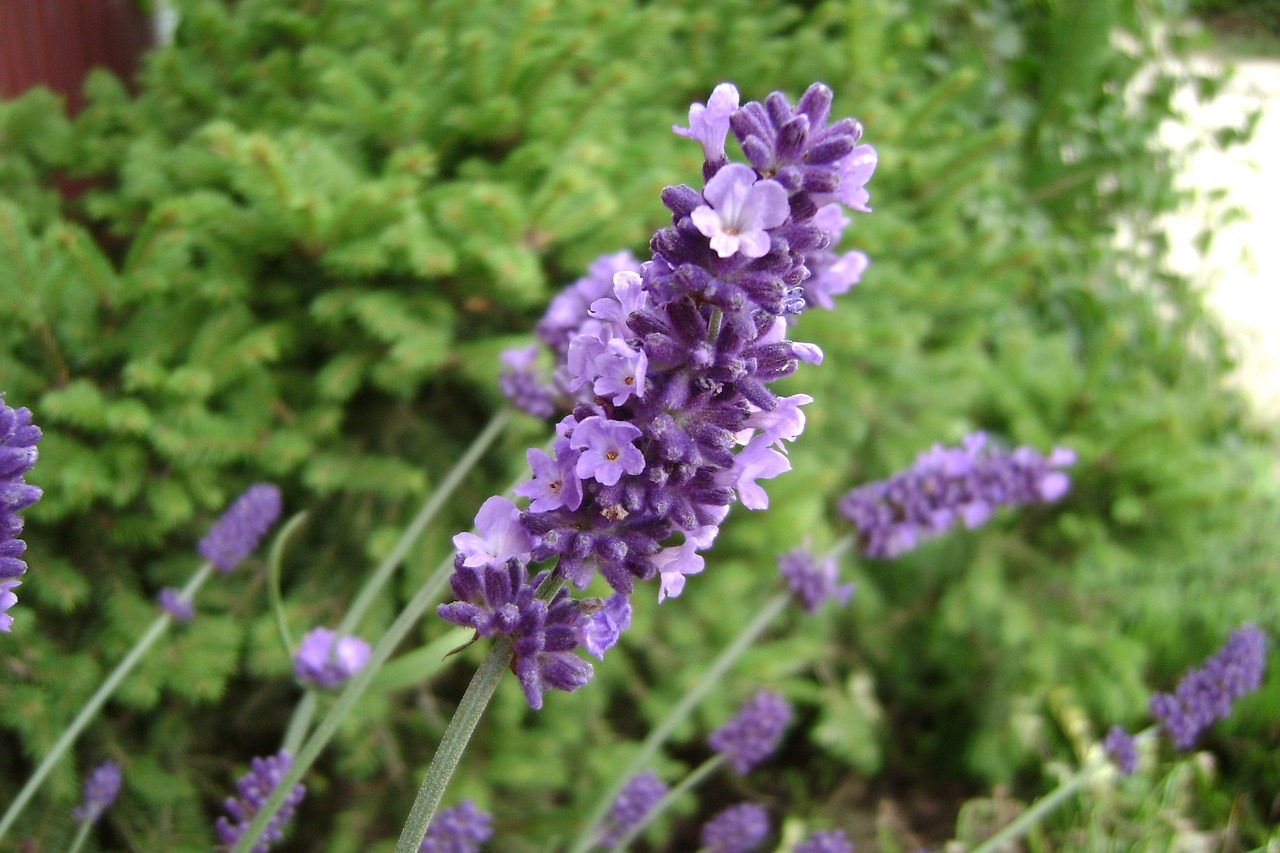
[1,0,1276,850]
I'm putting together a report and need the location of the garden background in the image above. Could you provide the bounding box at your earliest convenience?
[2,0,1279,850]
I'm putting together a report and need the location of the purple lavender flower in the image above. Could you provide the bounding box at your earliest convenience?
[419,799,493,853]
[294,627,372,689]
[838,433,1075,559]
[214,751,306,853]
[1,394,42,632]
[796,829,854,853]
[674,82,740,167]
[598,771,668,849]
[1149,624,1267,749]
[499,345,557,419]
[577,593,631,659]
[778,548,854,613]
[198,483,283,573]
[452,496,535,568]
[708,690,792,775]
[691,163,790,259]
[157,587,194,622]
[700,802,770,853]
[72,760,122,824]
[1103,726,1137,775]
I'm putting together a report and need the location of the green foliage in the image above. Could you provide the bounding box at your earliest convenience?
[1,0,1277,850]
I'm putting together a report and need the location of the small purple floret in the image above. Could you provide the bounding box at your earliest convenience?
[577,593,631,659]
[700,802,770,853]
[778,548,853,613]
[598,771,668,849]
[709,690,792,775]
[419,799,494,853]
[214,751,306,853]
[157,587,194,622]
[294,627,372,689]
[198,484,283,573]
[673,82,740,165]
[691,163,790,259]
[1103,726,1137,775]
[73,760,122,824]
[1149,624,1267,749]
[795,829,854,853]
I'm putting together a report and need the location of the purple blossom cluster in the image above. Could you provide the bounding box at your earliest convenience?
[214,751,306,853]
[597,771,668,848]
[778,547,854,613]
[1,394,42,633]
[450,82,877,707]
[157,587,195,622]
[700,802,770,853]
[1103,725,1137,775]
[198,483,284,573]
[1149,624,1267,749]
[293,627,372,689]
[419,799,493,853]
[795,829,855,853]
[838,433,1075,559]
[73,760,122,825]
[708,690,792,775]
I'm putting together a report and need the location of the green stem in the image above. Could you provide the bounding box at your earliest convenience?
[267,511,309,657]
[274,409,512,756]
[65,818,93,853]
[393,636,515,853]
[568,591,790,853]
[612,754,726,852]
[968,756,1107,853]
[0,562,217,841]
[229,553,456,853]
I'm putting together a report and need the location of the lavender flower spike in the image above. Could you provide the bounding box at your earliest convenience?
[157,587,194,622]
[795,829,855,853]
[73,760,122,824]
[1103,726,1137,775]
[700,802,770,853]
[294,627,373,689]
[1,393,42,632]
[419,799,493,853]
[778,547,853,613]
[709,690,792,775]
[1149,624,1267,749]
[214,751,306,853]
[598,771,668,848]
[198,483,283,572]
[838,433,1075,559]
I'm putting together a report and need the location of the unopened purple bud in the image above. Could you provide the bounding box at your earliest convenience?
[419,799,494,853]
[598,771,668,849]
[294,627,372,689]
[198,484,283,572]
[795,829,854,853]
[1149,624,1267,749]
[778,548,853,613]
[577,593,631,659]
[700,802,770,853]
[709,690,792,775]
[214,751,306,853]
[1103,726,1137,775]
[157,587,194,622]
[73,760,122,824]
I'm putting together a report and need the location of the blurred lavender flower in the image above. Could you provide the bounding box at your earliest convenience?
[700,802,770,853]
[838,433,1075,558]
[1,394,42,633]
[157,587,194,622]
[1103,726,1137,775]
[72,760,122,824]
[577,593,631,660]
[778,547,853,613]
[419,799,493,853]
[214,751,306,853]
[1149,624,1267,749]
[709,690,792,775]
[796,829,854,853]
[198,483,283,572]
[294,627,372,689]
[597,770,668,848]
[673,82,740,168]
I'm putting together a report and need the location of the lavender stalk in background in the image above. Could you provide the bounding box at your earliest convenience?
[700,802,770,853]
[293,627,373,689]
[1149,624,1267,749]
[708,690,792,775]
[157,587,194,622]
[72,761,122,825]
[1103,726,1137,775]
[0,394,42,633]
[778,547,853,613]
[838,432,1074,559]
[598,771,668,848]
[418,800,493,853]
[215,751,306,853]
[198,484,284,573]
[795,829,854,853]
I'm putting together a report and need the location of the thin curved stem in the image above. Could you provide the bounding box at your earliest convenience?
[613,754,726,852]
[569,591,790,853]
[0,562,217,841]
[393,636,515,853]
